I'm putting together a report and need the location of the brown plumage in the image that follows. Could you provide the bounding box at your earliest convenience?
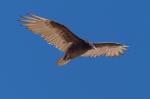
[20,14,127,66]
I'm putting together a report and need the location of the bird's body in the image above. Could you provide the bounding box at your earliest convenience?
[20,14,127,66]
[57,42,92,65]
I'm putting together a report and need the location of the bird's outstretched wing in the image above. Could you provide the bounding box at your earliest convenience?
[82,43,127,57]
[20,14,84,52]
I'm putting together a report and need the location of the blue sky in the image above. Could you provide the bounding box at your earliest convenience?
[0,0,150,99]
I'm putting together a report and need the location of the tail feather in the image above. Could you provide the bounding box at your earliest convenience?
[56,58,70,66]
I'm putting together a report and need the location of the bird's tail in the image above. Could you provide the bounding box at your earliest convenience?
[56,58,71,66]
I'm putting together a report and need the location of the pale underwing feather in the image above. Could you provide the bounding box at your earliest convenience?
[20,14,83,52]
[82,43,127,57]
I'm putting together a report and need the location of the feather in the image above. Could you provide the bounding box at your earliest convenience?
[82,43,127,57]
[20,14,128,65]
[20,14,84,52]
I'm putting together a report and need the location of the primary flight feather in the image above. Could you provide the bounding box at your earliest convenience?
[20,14,127,66]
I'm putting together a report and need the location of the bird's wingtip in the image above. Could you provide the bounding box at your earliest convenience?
[123,45,128,48]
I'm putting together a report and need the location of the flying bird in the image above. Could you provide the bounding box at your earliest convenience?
[20,14,127,66]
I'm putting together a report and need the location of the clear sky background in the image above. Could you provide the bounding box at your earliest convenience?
[0,0,150,99]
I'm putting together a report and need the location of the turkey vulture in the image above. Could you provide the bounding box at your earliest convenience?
[20,14,127,66]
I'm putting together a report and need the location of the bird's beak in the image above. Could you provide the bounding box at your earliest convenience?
[93,45,97,49]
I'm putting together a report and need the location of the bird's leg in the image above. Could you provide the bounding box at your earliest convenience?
[63,53,71,60]
[56,54,71,66]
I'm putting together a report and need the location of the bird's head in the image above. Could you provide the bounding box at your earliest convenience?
[88,42,97,49]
